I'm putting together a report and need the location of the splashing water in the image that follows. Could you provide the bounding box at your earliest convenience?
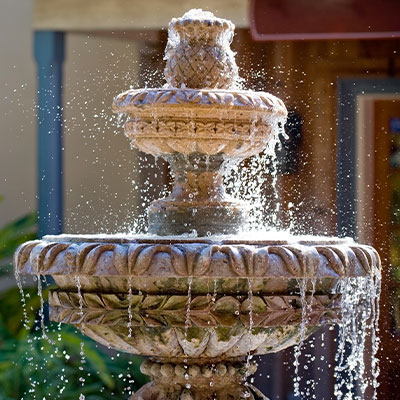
[36,274,49,341]
[334,275,381,400]
[14,270,30,331]
[127,275,133,338]
[244,278,254,392]
[183,276,193,389]
[224,116,285,232]
[293,278,308,397]
[74,275,87,387]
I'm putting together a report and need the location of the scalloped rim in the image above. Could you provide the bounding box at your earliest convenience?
[14,235,381,279]
[112,88,287,117]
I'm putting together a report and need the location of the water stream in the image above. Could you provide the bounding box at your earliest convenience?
[334,275,381,400]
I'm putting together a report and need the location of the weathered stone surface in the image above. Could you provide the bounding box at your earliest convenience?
[132,360,268,400]
[112,9,286,236]
[15,236,379,280]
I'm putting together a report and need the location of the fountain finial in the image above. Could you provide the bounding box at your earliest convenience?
[164,9,238,89]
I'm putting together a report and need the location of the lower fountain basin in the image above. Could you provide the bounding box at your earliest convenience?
[14,234,379,361]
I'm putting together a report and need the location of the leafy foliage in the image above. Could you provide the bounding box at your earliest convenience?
[0,204,148,398]
[0,286,148,400]
[0,196,36,275]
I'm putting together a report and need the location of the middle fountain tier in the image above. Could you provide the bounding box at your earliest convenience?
[14,9,380,400]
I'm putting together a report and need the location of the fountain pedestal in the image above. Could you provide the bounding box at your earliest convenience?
[134,360,263,400]
[14,9,381,400]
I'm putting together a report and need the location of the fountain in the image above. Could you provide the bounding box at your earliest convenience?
[14,9,381,400]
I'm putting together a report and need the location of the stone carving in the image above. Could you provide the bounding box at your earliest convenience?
[114,88,285,111]
[13,9,381,400]
[15,237,379,279]
[49,291,340,328]
[164,9,237,89]
[133,360,264,400]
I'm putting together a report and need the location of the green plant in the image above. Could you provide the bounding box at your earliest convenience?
[0,201,148,399]
[0,285,147,399]
[0,196,36,276]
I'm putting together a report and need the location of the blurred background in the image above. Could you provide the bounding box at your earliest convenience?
[0,0,399,398]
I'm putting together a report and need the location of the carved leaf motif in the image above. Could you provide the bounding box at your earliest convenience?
[188,245,212,276]
[161,296,189,311]
[190,296,210,310]
[50,291,341,329]
[207,92,219,104]
[235,124,249,135]
[83,310,106,325]
[65,243,79,270]
[102,310,127,325]
[83,293,106,309]
[316,246,346,276]
[175,91,187,103]
[142,315,164,327]
[30,242,57,274]
[113,245,128,275]
[81,244,116,275]
[163,314,187,327]
[215,122,233,135]
[176,121,191,134]
[212,296,239,326]
[14,240,40,271]
[221,246,247,276]
[189,313,217,327]
[350,246,372,275]
[155,91,174,104]
[141,295,167,310]
[236,94,251,106]
[253,247,269,276]
[102,294,126,310]
[196,122,216,135]
[158,121,176,134]
[268,246,302,276]
[132,91,147,103]
[128,244,151,275]
[187,91,202,103]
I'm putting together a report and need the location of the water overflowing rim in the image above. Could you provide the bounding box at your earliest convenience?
[43,233,354,246]
[112,87,287,115]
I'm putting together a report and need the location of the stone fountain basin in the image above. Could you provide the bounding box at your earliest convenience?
[112,88,287,158]
[14,234,379,360]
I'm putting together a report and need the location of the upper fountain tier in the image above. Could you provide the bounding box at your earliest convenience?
[112,9,287,160]
[113,9,287,235]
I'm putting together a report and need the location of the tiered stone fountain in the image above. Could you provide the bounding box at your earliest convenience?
[14,10,380,400]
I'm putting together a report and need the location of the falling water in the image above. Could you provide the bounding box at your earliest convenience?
[74,275,87,388]
[224,117,285,232]
[14,270,30,331]
[293,278,308,397]
[244,277,254,397]
[183,276,193,389]
[36,273,50,341]
[127,275,133,338]
[334,275,381,400]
